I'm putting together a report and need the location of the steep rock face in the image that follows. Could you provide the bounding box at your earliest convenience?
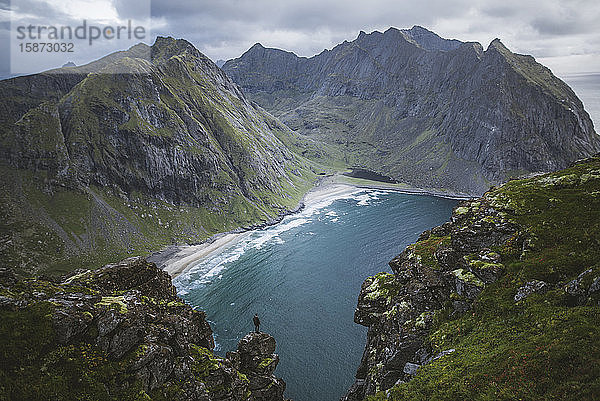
[223,26,600,195]
[227,333,286,401]
[0,37,316,274]
[2,37,305,207]
[0,257,287,401]
[344,197,520,399]
[344,156,600,400]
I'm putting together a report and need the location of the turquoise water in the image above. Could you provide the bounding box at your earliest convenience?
[563,73,600,131]
[174,190,457,401]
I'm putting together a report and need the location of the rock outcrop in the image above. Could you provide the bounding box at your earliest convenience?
[0,257,287,401]
[344,198,520,399]
[227,333,286,401]
[223,26,600,195]
[344,156,600,400]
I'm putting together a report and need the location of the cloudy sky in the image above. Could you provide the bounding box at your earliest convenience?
[1,0,599,78]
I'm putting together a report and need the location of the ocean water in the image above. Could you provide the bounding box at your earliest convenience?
[562,73,600,131]
[174,190,457,401]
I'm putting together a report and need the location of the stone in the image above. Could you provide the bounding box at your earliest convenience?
[52,309,93,344]
[452,269,485,299]
[589,277,600,294]
[565,268,593,297]
[403,362,420,376]
[514,280,548,302]
[0,257,288,401]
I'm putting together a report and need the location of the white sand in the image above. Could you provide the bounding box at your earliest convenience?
[302,182,357,205]
[159,180,359,278]
[161,232,251,277]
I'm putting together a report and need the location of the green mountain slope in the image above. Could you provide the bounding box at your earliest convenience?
[0,37,321,275]
[344,156,600,400]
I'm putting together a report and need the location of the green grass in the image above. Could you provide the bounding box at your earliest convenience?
[0,161,314,275]
[367,158,600,401]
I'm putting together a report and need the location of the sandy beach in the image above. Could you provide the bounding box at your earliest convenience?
[148,232,251,277]
[149,179,358,278]
[149,174,471,278]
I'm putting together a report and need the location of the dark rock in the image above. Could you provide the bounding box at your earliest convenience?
[0,257,288,401]
[228,332,286,400]
[563,269,600,306]
[52,309,94,344]
[381,370,403,390]
[469,261,504,284]
[431,222,453,237]
[107,324,145,359]
[589,277,600,294]
[565,269,592,297]
[425,348,456,364]
[452,300,472,316]
[403,362,420,376]
[452,269,485,299]
[64,257,178,300]
[343,193,521,400]
[0,266,18,286]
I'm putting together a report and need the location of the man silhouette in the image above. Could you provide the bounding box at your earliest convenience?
[253,313,260,333]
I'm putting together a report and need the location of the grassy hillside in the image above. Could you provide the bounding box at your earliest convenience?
[0,165,316,276]
[365,157,600,400]
[0,38,327,276]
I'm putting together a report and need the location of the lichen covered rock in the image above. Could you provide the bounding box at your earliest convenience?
[0,257,287,401]
[227,333,286,401]
[344,157,600,401]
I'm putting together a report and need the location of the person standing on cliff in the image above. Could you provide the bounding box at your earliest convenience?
[253,313,260,333]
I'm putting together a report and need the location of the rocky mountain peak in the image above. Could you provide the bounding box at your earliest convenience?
[249,42,265,51]
[401,25,463,51]
[222,26,600,195]
[151,36,206,64]
[0,34,314,273]
[353,26,463,52]
[487,37,508,52]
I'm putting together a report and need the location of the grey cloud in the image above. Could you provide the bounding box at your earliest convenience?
[114,0,151,20]
[480,5,519,18]
[10,0,70,21]
[531,12,598,36]
[149,0,478,60]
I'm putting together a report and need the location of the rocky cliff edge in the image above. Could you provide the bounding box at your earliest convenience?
[0,257,286,401]
[345,156,600,400]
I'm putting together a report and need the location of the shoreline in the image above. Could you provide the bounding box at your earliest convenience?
[149,175,473,278]
[328,174,476,201]
[148,179,358,278]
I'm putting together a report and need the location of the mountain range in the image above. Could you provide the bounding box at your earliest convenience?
[1,26,600,401]
[223,26,600,194]
[2,26,600,276]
